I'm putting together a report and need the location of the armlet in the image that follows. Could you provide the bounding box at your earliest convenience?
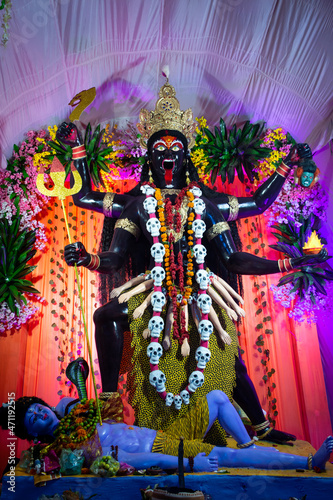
[103,192,116,217]
[227,195,239,221]
[206,221,231,241]
[115,218,141,239]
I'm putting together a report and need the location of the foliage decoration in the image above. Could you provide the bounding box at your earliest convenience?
[200,118,271,185]
[46,124,114,188]
[269,215,333,322]
[0,215,39,315]
[254,128,295,184]
[0,0,11,47]
[190,116,210,185]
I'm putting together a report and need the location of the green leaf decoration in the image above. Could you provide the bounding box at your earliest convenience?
[201,118,271,184]
[0,215,39,314]
[49,123,114,188]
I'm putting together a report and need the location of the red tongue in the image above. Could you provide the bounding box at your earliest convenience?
[165,168,173,185]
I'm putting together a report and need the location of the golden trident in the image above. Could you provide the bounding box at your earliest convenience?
[36,159,102,425]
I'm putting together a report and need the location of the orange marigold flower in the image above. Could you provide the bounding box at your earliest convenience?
[77,428,87,437]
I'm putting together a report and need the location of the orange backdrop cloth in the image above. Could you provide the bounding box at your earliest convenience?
[0,177,331,474]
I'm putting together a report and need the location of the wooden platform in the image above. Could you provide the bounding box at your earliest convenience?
[2,440,333,500]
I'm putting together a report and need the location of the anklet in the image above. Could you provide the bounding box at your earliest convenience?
[252,420,270,432]
[237,438,256,449]
[307,453,313,470]
[257,427,273,440]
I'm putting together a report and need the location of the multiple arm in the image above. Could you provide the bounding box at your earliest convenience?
[215,144,312,221]
[204,199,328,276]
[56,122,129,216]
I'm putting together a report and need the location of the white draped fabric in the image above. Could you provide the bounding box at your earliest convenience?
[0,0,332,444]
[1,0,332,160]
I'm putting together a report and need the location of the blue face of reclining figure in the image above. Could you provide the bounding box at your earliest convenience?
[24,403,59,437]
[300,171,314,187]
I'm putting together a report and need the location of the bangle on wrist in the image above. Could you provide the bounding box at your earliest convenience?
[72,144,87,159]
[278,258,293,273]
[276,162,290,178]
[85,254,100,271]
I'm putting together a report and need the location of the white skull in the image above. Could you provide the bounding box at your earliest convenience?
[195,346,211,369]
[190,187,202,198]
[180,389,190,405]
[198,320,214,341]
[197,294,212,314]
[143,197,157,214]
[147,342,163,365]
[165,392,174,407]
[193,244,207,264]
[149,370,166,392]
[174,394,182,410]
[140,185,156,196]
[193,198,206,215]
[151,266,166,287]
[195,269,210,290]
[146,217,161,237]
[188,370,205,392]
[148,316,164,338]
[151,291,166,312]
[151,243,165,263]
[176,294,183,304]
[192,219,206,239]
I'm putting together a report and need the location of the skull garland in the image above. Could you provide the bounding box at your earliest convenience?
[140,185,156,196]
[143,196,158,214]
[193,244,207,264]
[148,316,164,338]
[198,319,214,341]
[188,370,205,392]
[192,219,206,239]
[180,389,190,405]
[151,243,165,263]
[149,370,166,392]
[151,291,166,312]
[151,266,166,287]
[147,342,163,365]
[193,198,206,215]
[174,394,182,410]
[197,294,212,314]
[143,184,213,406]
[165,392,174,407]
[146,217,161,237]
[195,346,211,369]
[195,269,210,290]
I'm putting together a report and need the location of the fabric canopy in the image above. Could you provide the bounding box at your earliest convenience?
[1,0,332,160]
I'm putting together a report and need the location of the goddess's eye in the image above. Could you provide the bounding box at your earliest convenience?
[155,145,166,151]
[171,145,180,151]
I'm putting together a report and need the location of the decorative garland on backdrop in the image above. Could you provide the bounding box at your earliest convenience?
[0,119,330,336]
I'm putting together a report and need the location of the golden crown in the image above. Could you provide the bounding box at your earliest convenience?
[137,80,196,149]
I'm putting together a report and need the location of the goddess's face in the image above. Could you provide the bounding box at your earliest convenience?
[300,171,314,187]
[24,403,59,437]
[149,135,186,188]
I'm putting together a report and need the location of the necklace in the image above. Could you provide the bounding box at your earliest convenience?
[142,182,213,410]
[53,399,99,443]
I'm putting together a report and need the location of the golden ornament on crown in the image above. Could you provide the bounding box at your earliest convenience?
[137,80,197,149]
